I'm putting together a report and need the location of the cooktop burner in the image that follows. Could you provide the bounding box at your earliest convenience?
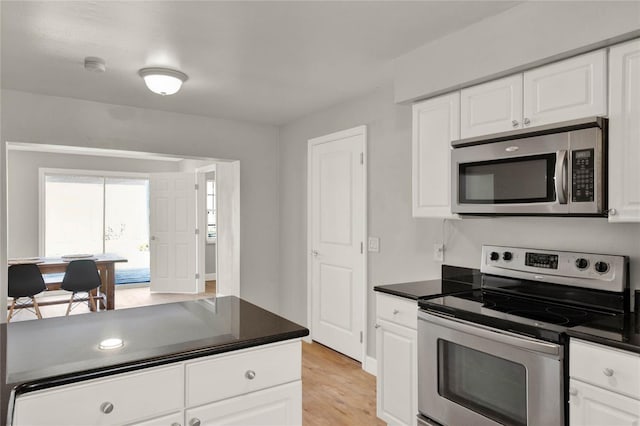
[453,290,613,327]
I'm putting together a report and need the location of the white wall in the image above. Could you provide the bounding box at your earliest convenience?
[7,149,180,258]
[394,1,640,103]
[279,83,640,358]
[1,89,280,313]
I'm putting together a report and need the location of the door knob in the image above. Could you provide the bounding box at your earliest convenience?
[511,120,519,128]
[311,250,319,257]
[523,117,531,126]
[569,388,578,396]
[189,419,201,426]
[150,236,157,241]
[603,368,614,377]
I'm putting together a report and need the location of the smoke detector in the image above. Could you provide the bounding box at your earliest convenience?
[84,57,106,73]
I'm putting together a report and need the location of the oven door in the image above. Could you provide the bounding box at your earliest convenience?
[417,310,564,426]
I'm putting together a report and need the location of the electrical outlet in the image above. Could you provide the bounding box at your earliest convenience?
[368,237,380,252]
[434,243,444,262]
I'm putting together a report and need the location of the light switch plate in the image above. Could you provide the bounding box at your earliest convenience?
[368,237,380,252]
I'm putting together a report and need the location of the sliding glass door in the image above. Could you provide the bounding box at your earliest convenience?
[43,172,150,285]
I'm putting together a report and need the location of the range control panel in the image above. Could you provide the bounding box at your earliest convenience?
[481,245,627,292]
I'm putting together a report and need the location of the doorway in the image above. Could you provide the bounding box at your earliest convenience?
[5,142,241,318]
[307,126,367,362]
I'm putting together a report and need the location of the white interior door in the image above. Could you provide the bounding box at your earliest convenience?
[149,172,198,293]
[309,126,366,361]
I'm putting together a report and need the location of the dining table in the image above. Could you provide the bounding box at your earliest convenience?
[8,253,128,311]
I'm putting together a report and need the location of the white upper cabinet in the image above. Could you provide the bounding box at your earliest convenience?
[412,92,460,218]
[459,50,608,140]
[460,74,523,138]
[523,50,607,127]
[608,38,640,223]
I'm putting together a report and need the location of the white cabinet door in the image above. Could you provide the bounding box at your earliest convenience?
[523,50,607,128]
[185,381,302,426]
[608,39,640,223]
[460,74,523,138]
[376,318,417,426]
[126,411,184,426]
[412,92,460,218]
[569,379,640,426]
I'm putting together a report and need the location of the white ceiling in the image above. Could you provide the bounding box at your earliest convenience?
[1,1,519,125]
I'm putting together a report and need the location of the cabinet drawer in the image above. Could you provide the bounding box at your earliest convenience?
[13,365,184,426]
[186,340,301,407]
[376,293,417,330]
[570,339,640,399]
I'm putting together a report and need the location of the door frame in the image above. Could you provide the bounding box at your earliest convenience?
[306,125,367,365]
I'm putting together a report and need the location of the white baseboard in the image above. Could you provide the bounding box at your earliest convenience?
[303,335,312,344]
[363,355,377,376]
[205,273,216,281]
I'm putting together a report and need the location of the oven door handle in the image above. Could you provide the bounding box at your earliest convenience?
[418,310,562,357]
[555,150,568,204]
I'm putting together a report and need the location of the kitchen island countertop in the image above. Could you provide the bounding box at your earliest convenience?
[1,296,308,423]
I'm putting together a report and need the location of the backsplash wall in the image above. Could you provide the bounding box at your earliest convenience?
[443,216,640,299]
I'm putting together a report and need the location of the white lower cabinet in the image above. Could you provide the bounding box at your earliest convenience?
[128,411,184,426]
[569,379,640,426]
[569,339,640,426]
[376,293,417,426]
[11,340,302,426]
[185,381,302,426]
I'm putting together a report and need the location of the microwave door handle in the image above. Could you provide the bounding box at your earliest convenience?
[555,150,568,204]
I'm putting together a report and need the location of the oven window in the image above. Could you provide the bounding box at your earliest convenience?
[459,153,556,204]
[438,340,527,426]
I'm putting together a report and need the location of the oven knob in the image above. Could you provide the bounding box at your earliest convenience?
[594,261,609,274]
[575,258,589,270]
[490,252,499,261]
[502,251,513,261]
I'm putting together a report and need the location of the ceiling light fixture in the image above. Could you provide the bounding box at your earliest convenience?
[84,57,106,73]
[138,67,188,96]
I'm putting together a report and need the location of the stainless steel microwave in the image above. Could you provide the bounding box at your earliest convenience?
[451,117,607,216]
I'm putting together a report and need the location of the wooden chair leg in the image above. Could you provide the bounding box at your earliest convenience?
[32,297,43,319]
[65,294,74,316]
[7,299,16,322]
[89,292,97,312]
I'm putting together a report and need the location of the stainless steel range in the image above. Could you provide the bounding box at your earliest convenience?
[417,245,629,426]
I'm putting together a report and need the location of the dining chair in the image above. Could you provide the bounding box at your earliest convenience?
[7,263,47,322]
[61,259,105,315]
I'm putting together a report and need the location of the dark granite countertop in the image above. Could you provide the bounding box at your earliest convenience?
[374,265,480,300]
[567,310,640,355]
[1,296,308,423]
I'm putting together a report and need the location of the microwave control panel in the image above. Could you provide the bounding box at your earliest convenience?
[572,149,594,202]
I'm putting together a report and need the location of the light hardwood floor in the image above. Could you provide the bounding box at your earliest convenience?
[303,341,385,426]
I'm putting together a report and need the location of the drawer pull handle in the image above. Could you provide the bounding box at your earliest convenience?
[189,418,201,426]
[393,309,400,315]
[603,368,614,377]
[100,402,114,414]
[245,370,256,380]
[569,388,578,396]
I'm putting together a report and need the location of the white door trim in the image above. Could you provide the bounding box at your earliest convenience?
[306,125,367,366]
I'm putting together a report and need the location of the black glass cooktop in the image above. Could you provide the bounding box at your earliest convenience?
[419,289,621,343]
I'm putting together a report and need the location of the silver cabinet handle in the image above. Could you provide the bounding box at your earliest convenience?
[245,370,256,380]
[569,388,578,396]
[603,368,614,377]
[511,120,519,128]
[374,324,380,328]
[608,208,617,216]
[393,309,400,315]
[523,117,531,126]
[100,402,114,414]
[189,419,201,426]
[311,250,319,257]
